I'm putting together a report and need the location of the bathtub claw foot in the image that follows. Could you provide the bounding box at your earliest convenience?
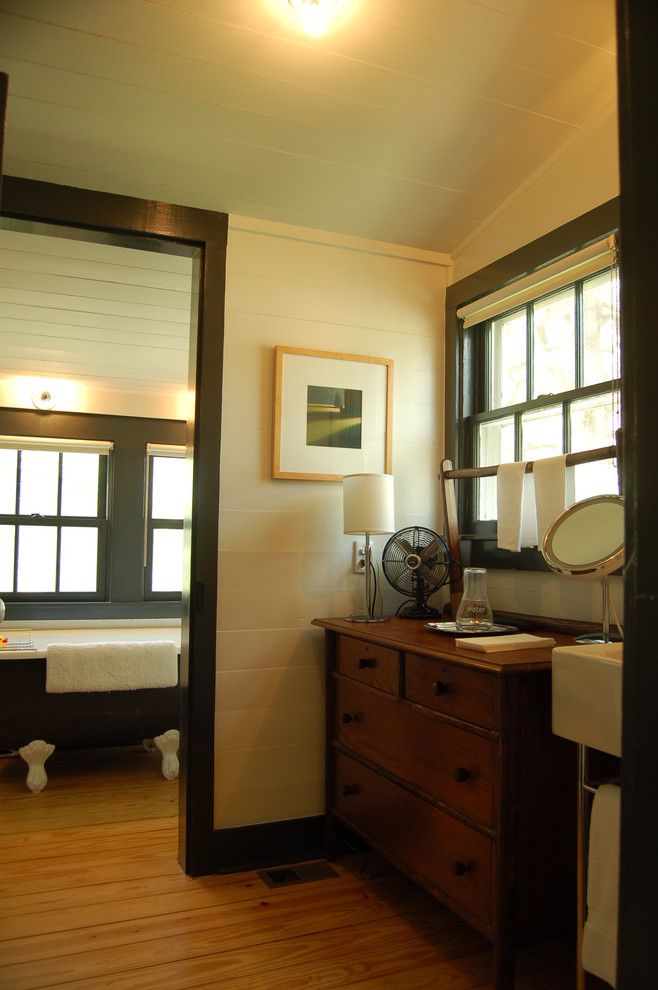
[18,739,56,793]
[154,729,179,780]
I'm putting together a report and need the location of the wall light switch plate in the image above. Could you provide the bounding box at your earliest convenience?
[352,542,366,574]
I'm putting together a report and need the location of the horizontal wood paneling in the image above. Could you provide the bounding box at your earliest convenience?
[0,227,193,394]
[215,226,447,828]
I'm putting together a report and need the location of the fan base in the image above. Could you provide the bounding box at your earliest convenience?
[398,601,442,620]
[346,612,389,623]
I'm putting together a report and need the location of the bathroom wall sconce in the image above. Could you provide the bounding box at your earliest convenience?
[32,388,56,411]
[288,0,337,37]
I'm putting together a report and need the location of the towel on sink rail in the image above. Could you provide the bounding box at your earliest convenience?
[45,641,178,693]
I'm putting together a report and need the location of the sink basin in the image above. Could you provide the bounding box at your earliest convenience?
[551,642,623,756]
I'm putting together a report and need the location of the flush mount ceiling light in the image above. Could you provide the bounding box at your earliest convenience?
[32,388,56,411]
[288,0,337,37]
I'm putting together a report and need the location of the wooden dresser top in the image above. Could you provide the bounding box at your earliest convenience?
[312,616,575,674]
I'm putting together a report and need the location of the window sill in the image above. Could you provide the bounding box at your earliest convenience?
[3,601,182,622]
[460,539,551,572]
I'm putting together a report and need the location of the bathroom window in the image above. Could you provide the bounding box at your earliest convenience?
[473,267,621,524]
[0,412,186,619]
[144,445,186,597]
[446,221,622,568]
[0,438,110,599]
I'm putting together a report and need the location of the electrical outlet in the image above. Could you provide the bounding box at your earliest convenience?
[352,541,366,574]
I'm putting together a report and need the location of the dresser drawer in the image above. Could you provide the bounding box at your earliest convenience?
[336,677,495,828]
[335,752,493,927]
[405,653,498,730]
[337,635,400,694]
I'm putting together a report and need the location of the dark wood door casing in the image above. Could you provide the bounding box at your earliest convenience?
[0,175,228,876]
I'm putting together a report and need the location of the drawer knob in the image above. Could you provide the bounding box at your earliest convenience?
[341,784,360,797]
[452,860,471,876]
[341,712,359,724]
[357,658,375,669]
[432,680,449,695]
[454,767,472,783]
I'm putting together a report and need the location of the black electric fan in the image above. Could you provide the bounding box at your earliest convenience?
[382,526,453,619]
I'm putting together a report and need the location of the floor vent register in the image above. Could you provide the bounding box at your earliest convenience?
[257,860,339,888]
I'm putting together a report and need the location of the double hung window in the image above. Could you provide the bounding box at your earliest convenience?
[0,437,110,599]
[0,413,186,618]
[455,235,621,547]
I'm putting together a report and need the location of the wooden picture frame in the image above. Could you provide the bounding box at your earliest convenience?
[273,346,393,481]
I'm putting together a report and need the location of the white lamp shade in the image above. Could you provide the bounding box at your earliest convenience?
[343,473,395,535]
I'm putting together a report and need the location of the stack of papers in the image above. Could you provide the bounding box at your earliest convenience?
[455,633,555,653]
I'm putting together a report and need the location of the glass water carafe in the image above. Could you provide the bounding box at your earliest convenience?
[455,568,493,632]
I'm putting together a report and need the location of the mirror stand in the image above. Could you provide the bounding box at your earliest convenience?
[541,495,624,645]
[575,576,614,644]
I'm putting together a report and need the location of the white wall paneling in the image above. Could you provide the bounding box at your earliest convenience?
[215,219,448,827]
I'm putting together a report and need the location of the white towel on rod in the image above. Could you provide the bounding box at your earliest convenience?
[496,461,538,551]
[46,641,178,693]
[581,783,621,987]
[533,454,575,546]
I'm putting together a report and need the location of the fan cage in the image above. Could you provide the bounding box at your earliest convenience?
[382,526,452,618]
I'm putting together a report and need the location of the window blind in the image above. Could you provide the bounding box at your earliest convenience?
[457,234,617,329]
[146,443,185,458]
[0,436,113,454]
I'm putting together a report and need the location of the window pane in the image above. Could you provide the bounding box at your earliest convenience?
[59,527,98,592]
[522,405,563,460]
[490,309,526,409]
[532,288,576,398]
[583,270,620,387]
[61,453,101,517]
[571,392,619,500]
[17,525,57,592]
[574,460,619,501]
[18,451,59,516]
[151,456,186,520]
[571,392,616,452]
[478,416,515,520]
[0,450,17,513]
[152,528,183,592]
[0,525,15,591]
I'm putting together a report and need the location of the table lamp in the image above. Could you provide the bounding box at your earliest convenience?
[343,473,395,622]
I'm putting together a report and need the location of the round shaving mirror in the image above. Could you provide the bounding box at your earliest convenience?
[541,494,624,641]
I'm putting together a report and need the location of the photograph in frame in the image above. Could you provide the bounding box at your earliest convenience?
[273,346,393,481]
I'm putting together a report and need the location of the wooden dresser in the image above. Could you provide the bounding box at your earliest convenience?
[313,617,576,990]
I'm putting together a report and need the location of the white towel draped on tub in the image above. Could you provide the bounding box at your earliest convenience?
[46,642,178,693]
[582,783,621,987]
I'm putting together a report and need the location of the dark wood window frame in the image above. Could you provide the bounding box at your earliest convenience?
[0,408,185,619]
[444,199,621,572]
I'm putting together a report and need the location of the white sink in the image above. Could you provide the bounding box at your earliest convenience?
[551,642,623,756]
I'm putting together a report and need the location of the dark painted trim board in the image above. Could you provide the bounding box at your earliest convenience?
[616,0,658,986]
[212,817,326,874]
[1,175,228,877]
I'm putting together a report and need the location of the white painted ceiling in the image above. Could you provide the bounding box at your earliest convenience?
[0,227,193,390]
[0,0,617,394]
[0,0,617,255]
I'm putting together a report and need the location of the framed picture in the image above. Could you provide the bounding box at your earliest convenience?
[273,346,393,481]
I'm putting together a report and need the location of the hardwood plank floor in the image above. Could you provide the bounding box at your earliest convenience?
[0,747,575,989]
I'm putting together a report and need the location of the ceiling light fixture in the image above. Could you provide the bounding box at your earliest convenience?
[32,388,56,411]
[288,0,337,38]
